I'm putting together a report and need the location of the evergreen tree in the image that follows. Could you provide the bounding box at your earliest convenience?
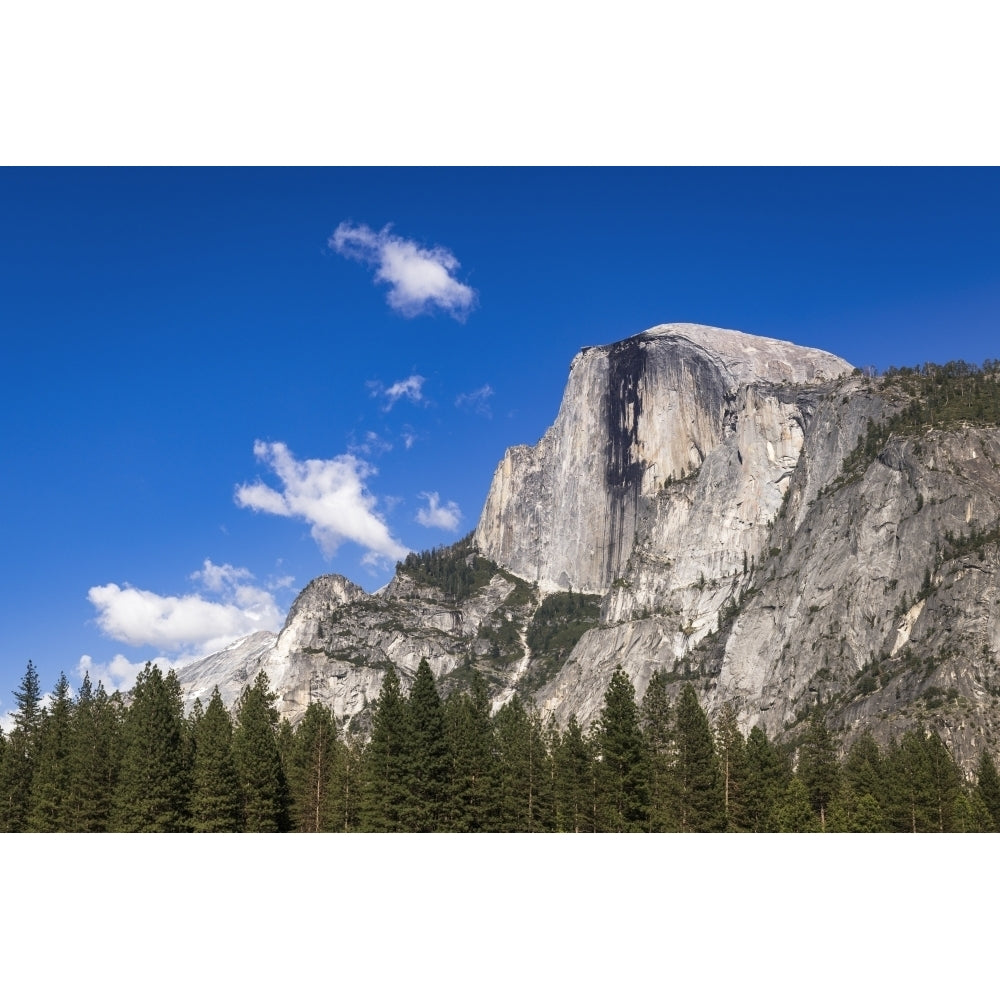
[775,776,821,832]
[63,677,122,832]
[27,673,74,831]
[190,687,241,832]
[444,670,498,832]
[798,708,840,831]
[494,696,554,831]
[333,733,364,832]
[553,715,595,832]
[0,661,43,831]
[671,684,725,832]
[595,666,649,831]
[885,730,938,832]
[112,663,192,832]
[640,669,674,831]
[361,664,410,831]
[232,671,289,832]
[742,725,788,832]
[715,701,749,831]
[403,659,450,831]
[924,731,963,832]
[287,701,340,833]
[975,748,1000,831]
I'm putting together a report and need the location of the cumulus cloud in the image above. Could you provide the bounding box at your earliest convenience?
[88,559,284,656]
[80,559,288,696]
[76,652,187,696]
[330,222,477,320]
[456,384,494,417]
[367,374,426,411]
[235,440,409,563]
[416,492,462,532]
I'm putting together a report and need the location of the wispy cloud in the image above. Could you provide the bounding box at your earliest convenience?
[367,374,426,411]
[416,492,462,532]
[456,384,494,417]
[235,440,409,563]
[330,222,477,320]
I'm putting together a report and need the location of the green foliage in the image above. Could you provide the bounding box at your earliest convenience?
[402,659,451,831]
[494,696,554,832]
[112,664,192,832]
[518,590,601,695]
[975,749,1000,831]
[594,667,649,831]
[396,534,501,602]
[444,670,499,831]
[553,715,596,832]
[797,708,840,830]
[839,359,1000,483]
[27,673,74,831]
[0,661,43,832]
[715,702,749,831]
[640,670,675,831]
[190,687,241,832]
[671,684,725,832]
[741,725,788,832]
[232,672,289,832]
[361,664,410,831]
[287,701,340,833]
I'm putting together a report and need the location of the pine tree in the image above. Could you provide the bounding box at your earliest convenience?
[287,701,340,833]
[444,670,498,832]
[63,677,122,831]
[112,663,192,832]
[715,701,749,831]
[554,715,595,832]
[975,748,1000,831]
[595,666,649,831]
[28,673,74,831]
[232,671,289,832]
[671,684,725,832]
[775,777,821,832]
[640,669,674,831]
[798,708,840,831]
[494,696,554,832]
[885,730,937,832]
[0,661,42,831]
[742,725,787,832]
[403,659,451,831]
[190,687,241,832]
[361,664,409,831]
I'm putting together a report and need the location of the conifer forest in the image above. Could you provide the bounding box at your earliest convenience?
[3,657,998,833]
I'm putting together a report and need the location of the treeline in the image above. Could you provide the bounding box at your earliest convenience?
[3,659,1000,832]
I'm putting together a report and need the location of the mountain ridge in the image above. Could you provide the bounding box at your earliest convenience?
[176,323,1000,770]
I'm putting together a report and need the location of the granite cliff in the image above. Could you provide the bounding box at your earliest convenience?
[177,323,1000,769]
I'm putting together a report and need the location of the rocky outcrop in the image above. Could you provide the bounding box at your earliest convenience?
[177,321,1000,771]
[474,323,853,594]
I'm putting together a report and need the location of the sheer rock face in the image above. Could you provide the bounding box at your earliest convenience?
[474,323,853,596]
[176,321,1000,770]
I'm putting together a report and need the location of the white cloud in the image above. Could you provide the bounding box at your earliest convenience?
[330,222,477,320]
[416,492,462,532]
[402,430,417,449]
[456,384,494,417]
[88,560,284,655]
[235,440,410,563]
[367,374,426,411]
[76,652,187,696]
[81,559,287,696]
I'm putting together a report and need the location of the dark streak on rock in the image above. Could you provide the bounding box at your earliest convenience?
[604,339,647,581]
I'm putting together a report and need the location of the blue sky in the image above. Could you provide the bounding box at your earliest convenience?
[3,167,1000,716]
